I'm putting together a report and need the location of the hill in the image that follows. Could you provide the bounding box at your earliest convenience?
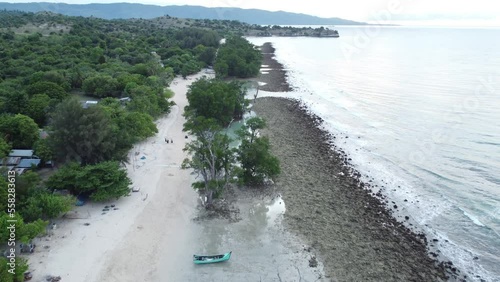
[0,2,366,25]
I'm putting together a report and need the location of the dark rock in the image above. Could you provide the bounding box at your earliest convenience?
[309,256,318,268]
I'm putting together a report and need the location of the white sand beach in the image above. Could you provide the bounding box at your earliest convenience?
[26,70,328,282]
[27,71,213,282]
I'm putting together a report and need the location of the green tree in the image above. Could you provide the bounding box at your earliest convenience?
[82,75,120,98]
[0,179,10,212]
[0,257,28,282]
[0,212,47,243]
[20,190,75,222]
[0,137,11,158]
[0,114,39,149]
[182,118,234,204]
[48,98,119,165]
[236,117,280,185]
[33,138,53,162]
[14,171,41,205]
[180,61,202,79]
[25,93,51,126]
[195,45,217,66]
[214,36,262,78]
[0,86,29,115]
[28,70,71,91]
[26,81,68,101]
[46,161,131,201]
[185,78,246,127]
[126,85,173,118]
[121,111,158,140]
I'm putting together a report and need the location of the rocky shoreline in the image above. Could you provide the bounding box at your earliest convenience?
[256,42,293,92]
[253,97,452,281]
[250,42,464,281]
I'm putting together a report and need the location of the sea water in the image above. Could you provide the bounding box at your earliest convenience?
[248,26,500,281]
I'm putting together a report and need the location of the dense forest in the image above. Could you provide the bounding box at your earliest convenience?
[0,10,265,281]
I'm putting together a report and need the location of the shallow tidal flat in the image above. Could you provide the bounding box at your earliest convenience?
[253,97,448,282]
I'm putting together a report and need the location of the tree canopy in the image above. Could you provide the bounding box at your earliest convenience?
[0,137,11,158]
[214,36,262,78]
[236,117,280,185]
[0,114,39,148]
[46,161,131,201]
[185,77,247,127]
[182,118,235,200]
[20,189,75,222]
[48,98,118,165]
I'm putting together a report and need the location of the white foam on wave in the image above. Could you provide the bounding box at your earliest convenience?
[247,36,500,281]
[463,210,486,227]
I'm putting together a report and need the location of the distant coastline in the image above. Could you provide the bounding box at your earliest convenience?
[246,26,339,38]
[0,2,366,25]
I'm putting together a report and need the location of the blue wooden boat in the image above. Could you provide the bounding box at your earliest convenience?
[193,251,232,264]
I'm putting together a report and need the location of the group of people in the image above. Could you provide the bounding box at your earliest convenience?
[165,135,188,143]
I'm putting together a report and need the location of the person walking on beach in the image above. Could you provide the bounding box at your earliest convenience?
[171,139,173,144]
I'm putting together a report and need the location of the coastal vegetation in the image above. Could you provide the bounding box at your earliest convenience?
[182,78,280,206]
[236,117,280,185]
[0,8,279,280]
[182,117,234,199]
[214,36,262,78]
[0,10,230,279]
[184,77,246,126]
[46,161,131,201]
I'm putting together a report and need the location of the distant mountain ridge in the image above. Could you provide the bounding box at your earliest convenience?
[0,2,366,25]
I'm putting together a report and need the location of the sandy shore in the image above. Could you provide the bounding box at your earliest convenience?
[26,70,328,282]
[27,71,212,282]
[253,97,449,281]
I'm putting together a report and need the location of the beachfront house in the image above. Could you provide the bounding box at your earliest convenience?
[9,149,35,158]
[0,149,41,175]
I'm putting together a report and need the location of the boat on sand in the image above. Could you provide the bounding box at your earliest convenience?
[193,251,232,264]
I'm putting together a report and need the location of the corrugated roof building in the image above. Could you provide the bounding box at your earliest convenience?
[9,149,34,158]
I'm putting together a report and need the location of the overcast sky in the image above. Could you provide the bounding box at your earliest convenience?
[8,0,500,26]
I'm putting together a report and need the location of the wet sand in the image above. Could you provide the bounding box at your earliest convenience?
[154,190,327,281]
[253,97,449,281]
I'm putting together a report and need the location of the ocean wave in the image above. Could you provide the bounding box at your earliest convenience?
[247,33,500,281]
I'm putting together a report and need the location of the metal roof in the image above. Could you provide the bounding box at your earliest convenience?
[17,159,41,168]
[9,149,34,158]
